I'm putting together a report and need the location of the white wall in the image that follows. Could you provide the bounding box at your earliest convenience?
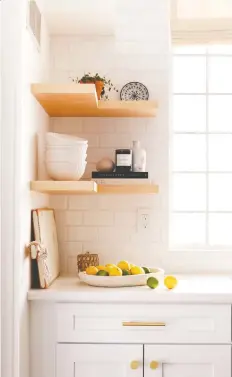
[19,6,50,377]
[49,0,171,273]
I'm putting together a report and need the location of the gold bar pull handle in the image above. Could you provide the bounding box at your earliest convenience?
[122,321,166,327]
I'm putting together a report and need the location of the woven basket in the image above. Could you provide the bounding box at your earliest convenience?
[77,252,99,272]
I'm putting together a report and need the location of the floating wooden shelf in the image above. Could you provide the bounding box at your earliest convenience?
[30,181,98,195]
[31,84,158,118]
[97,184,159,194]
[30,181,159,195]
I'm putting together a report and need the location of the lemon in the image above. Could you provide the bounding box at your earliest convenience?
[117,260,131,271]
[105,265,114,273]
[96,265,107,271]
[147,277,159,289]
[105,263,117,268]
[130,266,145,275]
[164,275,178,290]
[142,267,151,274]
[96,270,109,276]
[86,266,98,275]
[122,269,131,276]
[109,267,123,276]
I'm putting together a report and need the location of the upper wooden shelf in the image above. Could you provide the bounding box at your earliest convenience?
[31,84,158,118]
[30,181,159,195]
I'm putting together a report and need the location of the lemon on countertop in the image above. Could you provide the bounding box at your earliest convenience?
[130,266,145,275]
[86,266,98,275]
[109,267,123,276]
[164,275,178,290]
[117,260,131,271]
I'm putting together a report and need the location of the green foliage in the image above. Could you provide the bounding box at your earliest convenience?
[72,72,118,100]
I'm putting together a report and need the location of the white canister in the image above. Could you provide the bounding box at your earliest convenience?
[132,140,146,172]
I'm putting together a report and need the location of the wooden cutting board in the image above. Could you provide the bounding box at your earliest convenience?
[32,208,60,288]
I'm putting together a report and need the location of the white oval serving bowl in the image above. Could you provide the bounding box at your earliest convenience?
[79,268,164,288]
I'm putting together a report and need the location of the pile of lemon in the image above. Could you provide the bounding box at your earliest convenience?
[85,260,150,277]
[85,261,178,290]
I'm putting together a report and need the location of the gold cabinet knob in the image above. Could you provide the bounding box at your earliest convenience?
[150,361,159,370]
[130,361,140,370]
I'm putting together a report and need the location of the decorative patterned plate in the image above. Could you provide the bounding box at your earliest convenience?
[120,82,149,101]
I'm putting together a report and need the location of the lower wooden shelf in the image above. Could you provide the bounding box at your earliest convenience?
[97,184,159,194]
[30,181,98,194]
[30,181,159,195]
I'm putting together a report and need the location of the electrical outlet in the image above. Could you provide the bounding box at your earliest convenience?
[137,208,151,232]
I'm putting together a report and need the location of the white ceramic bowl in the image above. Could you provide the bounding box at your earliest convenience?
[46,132,88,146]
[46,148,87,163]
[79,268,164,288]
[46,161,87,180]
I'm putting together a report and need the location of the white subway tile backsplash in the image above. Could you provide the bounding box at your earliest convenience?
[82,118,115,134]
[65,211,83,226]
[50,0,170,272]
[99,134,132,148]
[83,211,114,226]
[81,134,99,147]
[83,163,97,179]
[60,241,83,256]
[115,212,137,228]
[68,196,99,210]
[51,117,83,134]
[67,227,98,242]
[87,148,115,164]
[98,227,131,242]
[67,256,78,275]
[50,195,68,210]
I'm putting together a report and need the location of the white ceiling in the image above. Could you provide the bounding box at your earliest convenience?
[36,0,116,35]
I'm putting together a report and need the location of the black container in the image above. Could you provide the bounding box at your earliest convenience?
[115,149,132,172]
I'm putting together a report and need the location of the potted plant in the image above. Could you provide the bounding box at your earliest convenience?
[72,73,118,100]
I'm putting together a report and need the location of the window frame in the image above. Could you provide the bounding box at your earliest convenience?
[170,44,232,254]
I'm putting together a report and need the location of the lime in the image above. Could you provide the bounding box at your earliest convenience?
[96,270,109,276]
[147,277,159,289]
[142,267,151,274]
[122,269,131,276]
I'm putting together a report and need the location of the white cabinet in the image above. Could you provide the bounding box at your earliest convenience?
[30,302,232,377]
[56,344,143,377]
[56,344,231,377]
[144,345,231,377]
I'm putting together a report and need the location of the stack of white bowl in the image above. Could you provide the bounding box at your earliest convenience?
[45,132,88,180]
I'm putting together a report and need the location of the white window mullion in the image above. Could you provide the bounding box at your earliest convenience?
[205,49,209,245]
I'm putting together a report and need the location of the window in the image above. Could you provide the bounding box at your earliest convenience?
[170,44,232,251]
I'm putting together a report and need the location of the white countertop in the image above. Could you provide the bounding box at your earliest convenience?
[28,275,232,304]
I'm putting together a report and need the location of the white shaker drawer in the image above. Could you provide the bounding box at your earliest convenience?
[56,303,231,344]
